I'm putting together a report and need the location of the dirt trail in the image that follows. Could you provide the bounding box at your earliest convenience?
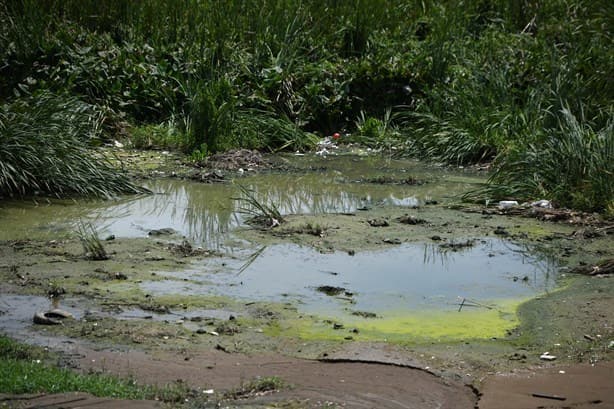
[478,361,614,409]
[71,346,476,408]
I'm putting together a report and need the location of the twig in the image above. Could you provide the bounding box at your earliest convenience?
[456,297,495,311]
[236,246,267,276]
[531,392,566,401]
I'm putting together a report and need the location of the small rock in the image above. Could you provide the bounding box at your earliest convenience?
[397,215,427,225]
[148,228,176,236]
[367,218,389,227]
[105,235,115,241]
[494,227,509,236]
[333,323,344,330]
[383,238,401,244]
[215,344,229,353]
[316,286,346,296]
[430,235,442,241]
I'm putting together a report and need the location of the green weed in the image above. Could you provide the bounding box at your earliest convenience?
[0,93,145,198]
[76,221,108,260]
[0,335,193,402]
[474,108,613,212]
[233,183,284,228]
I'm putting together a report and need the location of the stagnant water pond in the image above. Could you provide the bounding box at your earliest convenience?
[1,155,560,341]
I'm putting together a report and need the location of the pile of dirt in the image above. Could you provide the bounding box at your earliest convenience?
[201,149,269,171]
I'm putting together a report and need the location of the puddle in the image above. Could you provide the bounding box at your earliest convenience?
[0,294,83,347]
[140,239,557,339]
[0,155,563,340]
[0,155,480,247]
[0,293,237,339]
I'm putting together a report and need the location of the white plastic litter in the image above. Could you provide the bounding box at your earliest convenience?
[498,200,519,209]
[531,199,552,208]
[540,352,557,361]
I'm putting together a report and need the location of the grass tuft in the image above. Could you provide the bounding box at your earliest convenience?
[0,93,146,199]
[233,183,284,228]
[469,108,613,212]
[76,221,108,260]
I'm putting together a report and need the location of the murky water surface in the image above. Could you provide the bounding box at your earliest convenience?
[143,239,555,320]
[1,155,558,326]
[0,156,481,245]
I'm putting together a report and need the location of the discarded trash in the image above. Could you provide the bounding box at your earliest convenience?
[33,309,73,325]
[531,199,552,208]
[539,352,557,361]
[498,200,519,209]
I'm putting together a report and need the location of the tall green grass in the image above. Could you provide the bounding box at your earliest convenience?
[1,0,612,210]
[476,109,613,212]
[0,93,144,198]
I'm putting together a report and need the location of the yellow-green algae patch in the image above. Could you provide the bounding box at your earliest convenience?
[267,299,524,344]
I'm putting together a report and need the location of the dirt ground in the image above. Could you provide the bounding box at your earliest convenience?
[1,149,613,408]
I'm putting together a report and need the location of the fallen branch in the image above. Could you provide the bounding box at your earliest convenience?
[531,392,566,401]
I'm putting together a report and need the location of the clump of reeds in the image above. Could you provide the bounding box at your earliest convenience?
[233,183,284,228]
[76,221,108,260]
[472,108,613,212]
[0,93,145,198]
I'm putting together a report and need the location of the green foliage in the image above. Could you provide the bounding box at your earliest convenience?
[0,335,190,401]
[1,0,612,210]
[128,119,184,150]
[0,92,144,198]
[76,221,108,260]
[475,109,613,212]
[354,109,399,148]
[234,183,284,228]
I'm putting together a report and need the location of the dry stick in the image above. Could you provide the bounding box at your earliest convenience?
[531,392,566,401]
[458,297,466,312]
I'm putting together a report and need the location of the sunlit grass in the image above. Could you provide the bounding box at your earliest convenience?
[0,93,145,198]
[0,335,190,401]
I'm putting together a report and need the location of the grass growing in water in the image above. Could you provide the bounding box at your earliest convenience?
[234,183,284,228]
[76,221,108,260]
